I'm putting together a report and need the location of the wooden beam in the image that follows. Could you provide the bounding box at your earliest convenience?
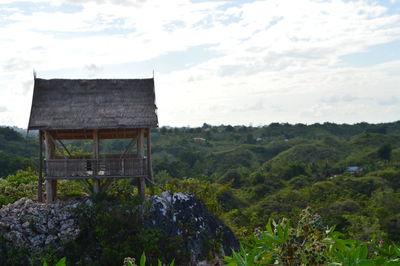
[137,129,145,199]
[44,130,56,203]
[51,179,57,200]
[93,129,100,193]
[57,140,72,157]
[52,133,138,140]
[84,179,93,192]
[44,131,56,158]
[101,178,114,192]
[49,128,139,140]
[147,128,154,195]
[45,175,146,180]
[38,130,43,202]
[120,138,136,159]
[93,129,99,158]
[79,180,92,194]
[93,181,100,194]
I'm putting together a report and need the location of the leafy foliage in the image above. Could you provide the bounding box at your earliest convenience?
[123,253,175,266]
[224,208,400,265]
[61,194,186,266]
[0,168,37,206]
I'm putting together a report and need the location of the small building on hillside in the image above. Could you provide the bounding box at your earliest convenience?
[346,166,364,175]
[28,77,158,203]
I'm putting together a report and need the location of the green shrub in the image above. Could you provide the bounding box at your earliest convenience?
[62,194,186,266]
[0,236,30,266]
[224,207,400,266]
[165,178,232,217]
[0,168,37,207]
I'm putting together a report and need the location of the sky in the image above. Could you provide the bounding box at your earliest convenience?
[0,0,400,128]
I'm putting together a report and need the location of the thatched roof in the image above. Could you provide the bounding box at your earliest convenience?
[28,78,158,130]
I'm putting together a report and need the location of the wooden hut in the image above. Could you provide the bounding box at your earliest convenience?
[28,77,158,203]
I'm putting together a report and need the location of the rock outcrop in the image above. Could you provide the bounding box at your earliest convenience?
[0,193,239,264]
[0,198,81,250]
[150,192,239,263]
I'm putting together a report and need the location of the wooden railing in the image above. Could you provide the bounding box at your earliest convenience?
[44,158,147,179]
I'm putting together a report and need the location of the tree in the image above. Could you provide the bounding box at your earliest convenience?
[225,125,234,132]
[378,144,392,161]
[245,133,255,144]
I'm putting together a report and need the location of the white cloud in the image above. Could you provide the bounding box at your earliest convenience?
[67,0,147,6]
[0,0,399,127]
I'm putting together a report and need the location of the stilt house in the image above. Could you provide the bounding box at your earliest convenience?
[28,77,158,203]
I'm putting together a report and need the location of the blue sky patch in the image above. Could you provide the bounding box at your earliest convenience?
[32,28,134,39]
[379,0,400,15]
[109,44,221,75]
[341,39,400,67]
[0,1,82,16]
[40,44,221,79]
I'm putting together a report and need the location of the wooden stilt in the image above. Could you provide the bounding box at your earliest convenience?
[93,129,100,194]
[139,177,145,199]
[46,180,53,203]
[93,180,100,193]
[44,131,56,203]
[51,180,57,202]
[147,129,155,195]
[38,130,43,202]
[137,129,145,199]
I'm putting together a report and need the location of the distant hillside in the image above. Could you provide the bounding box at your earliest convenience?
[0,127,36,177]
[0,126,37,136]
[1,121,400,178]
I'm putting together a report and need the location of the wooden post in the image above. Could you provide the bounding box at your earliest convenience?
[137,128,145,199]
[44,131,56,203]
[93,180,100,194]
[38,130,43,202]
[93,129,100,194]
[147,128,155,195]
[51,179,57,201]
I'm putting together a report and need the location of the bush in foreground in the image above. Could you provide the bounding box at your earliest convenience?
[224,207,400,265]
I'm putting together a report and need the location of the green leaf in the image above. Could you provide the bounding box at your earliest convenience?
[261,232,282,243]
[383,259,400,265]
[272,219,277,228]
[266,218,273,234]
[140,252,146,266]
[283,221,290,239]
[356,259,376,266]
[326,225,336,235]
[374,246,391,257]
[56,257,66,266]
[276,224,284,240]
[359,245,368,260]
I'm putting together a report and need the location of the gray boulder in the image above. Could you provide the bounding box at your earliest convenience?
[148,192,239,264]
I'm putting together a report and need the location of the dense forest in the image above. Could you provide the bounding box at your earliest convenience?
[0,121,400,264]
